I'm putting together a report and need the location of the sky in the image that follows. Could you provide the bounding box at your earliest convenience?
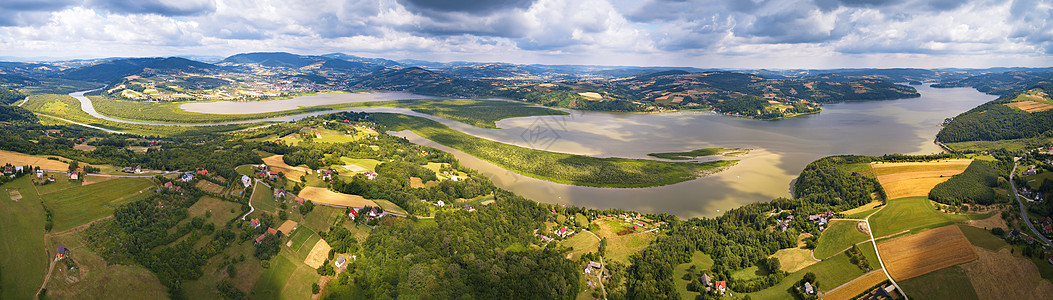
[0,0,1051,69]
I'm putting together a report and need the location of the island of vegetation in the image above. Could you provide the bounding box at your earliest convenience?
[647,148,749,160]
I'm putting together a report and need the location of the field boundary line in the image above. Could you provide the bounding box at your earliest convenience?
[865,219,907,299]
[821,269,884,297]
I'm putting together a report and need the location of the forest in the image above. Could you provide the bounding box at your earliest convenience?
[793,156,886,211]
[0,88,25,105]
[937,85,1053,143]
[929,160,1005,206]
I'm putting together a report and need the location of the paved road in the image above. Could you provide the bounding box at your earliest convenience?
[1010,162,1052,246]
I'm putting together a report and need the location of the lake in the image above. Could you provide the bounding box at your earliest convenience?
[392,85,995,218]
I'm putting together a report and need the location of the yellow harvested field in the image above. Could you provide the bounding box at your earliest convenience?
[73,144,96,151]
[966,213,1007,231]
[277,220,298,235]
[961,247,1053,300]
[0,150,74,170]
[81,174,115,186]
[871,159,971,199]
[821,271,888,300]
[409,177,424,188]
[877,225,978,281]
[298,186,376,208]
[303,239,331,269]
[340,164,367,173]
[578,92,602,100]
[262,155,309,182]
[1006,101,1053,113]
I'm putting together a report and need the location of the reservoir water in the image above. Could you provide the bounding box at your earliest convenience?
[392,85,995,218]
[73,85,995,218]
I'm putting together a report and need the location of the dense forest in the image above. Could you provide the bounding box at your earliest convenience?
[0,88,26,105]
[793,156,886,211]
[937,86,1053,143]
[0,105,38,123]
[929,161,1005,205]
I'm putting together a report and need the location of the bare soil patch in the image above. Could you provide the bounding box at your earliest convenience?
[195,180,225,194]
[877,225,978,281]
[8,189,22,201]
[303,239,331,269]
[960,246,1053,300]
[966,212,1008,231]
[73,144,96,151]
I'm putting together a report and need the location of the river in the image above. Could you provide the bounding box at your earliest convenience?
[70,85,995,218]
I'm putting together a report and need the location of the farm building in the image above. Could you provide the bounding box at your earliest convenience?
[250,218,261,228]
[348,208,359,220]
[241,175,252,188]
[699,273,712,289]
[267,228,278,235]
[56,246,67,260]
[364,170,378,180]
[254,234,266,244]
[196,169,209,176]
[294,197,305,204]
[335,256,347,268]
[804,282,815,295]
[715,281,727,294]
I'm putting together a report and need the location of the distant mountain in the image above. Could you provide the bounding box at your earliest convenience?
[933,70,1053,95]
[319,59,385,74]
[221,52,323,68]
[353,67,491,97]
[0,61,61,77]
[319,53,400,67]
[58,57,221,83]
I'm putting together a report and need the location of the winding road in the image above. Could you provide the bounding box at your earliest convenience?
[1010,161,1052,246]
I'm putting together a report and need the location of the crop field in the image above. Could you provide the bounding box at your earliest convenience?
[0,178,48,300]
[375,113,734,188]
[0,150,76,170]
[303,239,332,269]
[591,219,657,263]
[871,159,971,199]
[898,265,979,300]
[299,186,377,208]
[262,155,310,182]
[820,270,887,300]
[340,157,381,171]
[960,247,1053,300]
[770,234,818,272]
[869,197,989,237]
[1006,101,1053,112]
[42,177,154,232]
[814,220,870,259]
[876,225,978,281]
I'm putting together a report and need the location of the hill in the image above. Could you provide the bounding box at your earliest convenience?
[58,57,221,83]
[352,67,492,97]
[933,70,1053,95]
[937,85,1053,143]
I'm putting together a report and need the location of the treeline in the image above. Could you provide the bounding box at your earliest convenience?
[0,88,25,105]
[929,161,1005,205]
[794,156,885,211]
[0,105,37,123]
[937,87,1053,143]
[325,194,579,299]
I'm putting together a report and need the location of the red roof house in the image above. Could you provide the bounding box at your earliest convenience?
[267,228,278,235]
[294,197,305,204]
[250,218,261,228]
[255,234,266,244]
[196,170,209,176]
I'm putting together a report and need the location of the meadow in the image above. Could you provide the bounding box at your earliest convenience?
[672,251,714,299]
[813,220,870,259]
[375,113,734,187]
[42,177,155,232]
[745,252,866,299]
[22,94,263,136]
[898,265,979,300]
[0,178,49,300]
[869,197,990,237]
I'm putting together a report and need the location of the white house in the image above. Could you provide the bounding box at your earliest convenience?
[241,175,252,188]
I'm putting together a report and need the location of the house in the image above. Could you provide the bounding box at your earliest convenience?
[584,261,605,275]
[274,189,286,199]
[368,207,381,218]
[181,173,194,182]
[267,228,278,235]
[335,255,347,268]
[1046,224,1053,233]
[241,175,252,188]
[436,200,445,207]
[36,170,43,178]
[464,204,476,212]
[540,235,553,243]
[449,175,460,181]
[320,169,334,181]
[69,172,78,180]
[56,246,67,259]
[250,218,261,228]
[804,282,815,295]
[294,197,305,205]
[164,181,174,189]
[255,234,267,244]
[364,170,378,180]
[348,208,359,220]
[268,170,278,180]
[196,169,209,176]
[715,281,727,294]
[2,166,11,174]
[699,273,713,289]
[556,227,569,238]
[14,166,23,173]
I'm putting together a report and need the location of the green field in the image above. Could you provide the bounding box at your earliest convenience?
[90,96,566,128]
[22,94,264,137]
[252,254,297,299]
[375,113,735,187]
[859,243,881,270]
[646,148,744,160]
[944,137,1052,153]
[957,225,1008,251]
[560,233,600,261]
[372,199,408,216]
[1025,171,1053,190]
[746,252,866,299]
[250,182,278,214]
[0,177,49,300]
[673,251,714,299]
[814,220,870,259]
[43,177,155,232]
[188,196,244,225]
[898,265,979,300]
[869,197,991,238]
[731,265,769,281]
[340,158,382,171]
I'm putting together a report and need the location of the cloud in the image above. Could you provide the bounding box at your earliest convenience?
[397,0,536,15]
[85,0,217,16]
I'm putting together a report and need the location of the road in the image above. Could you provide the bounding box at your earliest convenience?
[1010,162,1052,246]
[863,219,908,299]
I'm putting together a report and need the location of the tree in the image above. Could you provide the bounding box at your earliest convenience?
[299,200,315,215]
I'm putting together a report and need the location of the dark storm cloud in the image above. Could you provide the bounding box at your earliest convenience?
[86,0,217,16]
[0,0,77,26]
[397,0,537,15]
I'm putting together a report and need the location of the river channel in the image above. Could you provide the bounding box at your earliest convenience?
[72,85,995,218]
